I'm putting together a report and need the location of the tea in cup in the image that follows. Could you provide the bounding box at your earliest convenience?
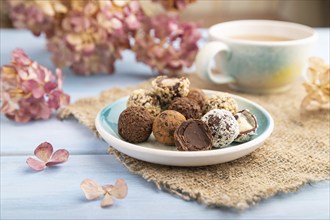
[195,20,317,93]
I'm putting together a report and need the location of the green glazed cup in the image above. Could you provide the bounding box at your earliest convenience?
[195,20,317,94]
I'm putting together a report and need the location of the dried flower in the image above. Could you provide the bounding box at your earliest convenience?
[132,14,201,75]
[0,49,70,123]
[80,178,128,207]
[301,57,330,111]
[7,0,199,76]
[26,142,69,171]
[152,0,196,11]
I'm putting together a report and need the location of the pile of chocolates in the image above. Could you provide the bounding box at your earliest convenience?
[118,76,258,151]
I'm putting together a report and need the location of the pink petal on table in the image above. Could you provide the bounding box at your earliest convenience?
[80,179,105,200]
[110,178,128,199]
[34,142,53,162]
[101,193,114,208]
[26,157,46,171]
[46,149,69,166]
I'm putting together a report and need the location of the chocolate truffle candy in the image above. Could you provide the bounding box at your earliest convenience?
[203,94,238,115]
[151,76,190,106]
[174,119,213,151]
[118,106,153,143]
[187,88,206,109]
[202,109,239,148]
[152,110,186,146]
[168,97,201,119]
[127,89,161,117]
[234,109,258,143]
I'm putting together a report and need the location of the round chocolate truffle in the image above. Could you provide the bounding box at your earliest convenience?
[118,106,153,143]
[187,88,206,109]
[202,109,239,148]
[168,97,201,119]
[152,110,186,146]
[127,89,161,117]
[151,76,190,106]
[174,119,213,151]
[203,94,238,115]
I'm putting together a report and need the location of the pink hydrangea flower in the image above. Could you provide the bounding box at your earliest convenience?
[81,178,128,208]
[26,142,69,171]
[7,0,200,75]
[133,14,201,74]
[0,49,70,123]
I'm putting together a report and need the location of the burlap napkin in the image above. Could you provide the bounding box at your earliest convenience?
[58,74,330,209]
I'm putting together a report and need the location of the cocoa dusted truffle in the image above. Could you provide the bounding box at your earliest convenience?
[152,110,186,146]
[151,75,190,106]
[202,109,239,148]
[203,94,238,115]
[127,89,161,117]
[187,88,206,109]
[168,97,201,119]
[118,106,153,143]
[174,119,213,151]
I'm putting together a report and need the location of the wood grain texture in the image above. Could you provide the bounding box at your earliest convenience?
[1,155,329,220]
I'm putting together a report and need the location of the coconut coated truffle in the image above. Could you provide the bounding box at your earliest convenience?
[202,109,239,148]
[127,89,161,117]
[152,110,186,146]
[118,106,153,143]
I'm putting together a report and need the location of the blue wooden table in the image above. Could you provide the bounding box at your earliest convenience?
[1,28,329,219]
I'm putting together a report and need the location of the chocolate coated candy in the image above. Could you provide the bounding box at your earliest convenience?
[174,119,213,151]
[118,106,153,143]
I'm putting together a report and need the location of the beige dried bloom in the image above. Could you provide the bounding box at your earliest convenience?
[301,57,330,111]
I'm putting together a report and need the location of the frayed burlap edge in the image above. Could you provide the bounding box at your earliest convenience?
[58,74,330,209]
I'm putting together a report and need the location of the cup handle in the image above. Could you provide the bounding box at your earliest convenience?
[195,41,235,84]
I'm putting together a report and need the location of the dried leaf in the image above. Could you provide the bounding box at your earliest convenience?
[80,179,105,200]
[26,157,46,171]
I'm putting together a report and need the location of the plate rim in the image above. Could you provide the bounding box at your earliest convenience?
[95,89,274,158]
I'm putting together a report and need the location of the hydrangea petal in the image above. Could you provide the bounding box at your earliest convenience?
[110,178,128,199]
[34,142,53,162]
[46,149,69,166]
[26,157,46,171]
[101,193,114,207]
[80,179,105,200]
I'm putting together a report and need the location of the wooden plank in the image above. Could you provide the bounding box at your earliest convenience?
[1,155,329,219]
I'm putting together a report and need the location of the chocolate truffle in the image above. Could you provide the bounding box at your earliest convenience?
[202,109,239,148]
[187,88,206,109]
[118,106,153,143]
[174,119,213,151]
[151,76,190,106]
[127,89,161,117]
[203,94,238,115]
[168,97,201,119]
[152,110,186,146]
[234,109,258,143]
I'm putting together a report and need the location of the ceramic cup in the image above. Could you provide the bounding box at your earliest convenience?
[195,20,317,93]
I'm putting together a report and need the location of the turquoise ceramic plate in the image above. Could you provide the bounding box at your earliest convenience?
[95,90,274,166]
